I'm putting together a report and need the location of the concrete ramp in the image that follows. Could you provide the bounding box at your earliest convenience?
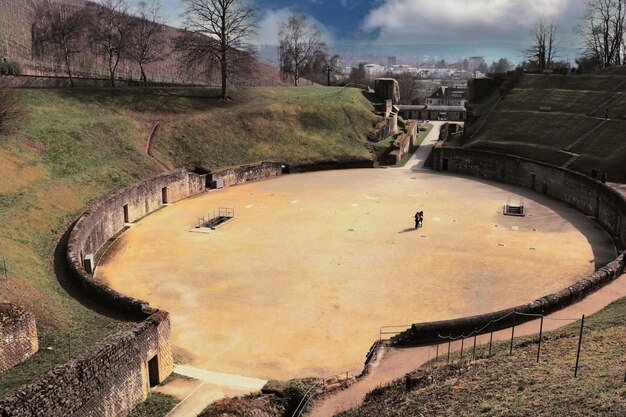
[173,365,267,391]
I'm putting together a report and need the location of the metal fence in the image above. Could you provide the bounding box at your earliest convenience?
[407,310,626,383]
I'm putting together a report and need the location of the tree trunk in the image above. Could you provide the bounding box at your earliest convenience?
[108,53,116,87]
[221,54,227,99]
[140,63,147,87]
[63,45,74,87]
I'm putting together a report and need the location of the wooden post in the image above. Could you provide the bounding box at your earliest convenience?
[537,315,544,363]
[447,342,451,363]
[436,343,439,363]
[510,310,517,355]
[460,337,464,360]
[472,334,477,360]
[574,314,585,377]
[489,332,493,356]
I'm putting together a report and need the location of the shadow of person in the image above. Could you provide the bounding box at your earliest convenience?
[399,228,417,234]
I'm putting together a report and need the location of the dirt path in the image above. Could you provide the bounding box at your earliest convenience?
[307,272,626,417]
[145,120,169,170]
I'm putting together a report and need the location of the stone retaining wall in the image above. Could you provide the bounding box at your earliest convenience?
[0,312,172,417]
[208,162,282,187]
[0,304,38,374]
[67,168,206,316]
[0,168,206,416]
[392,148,626,346]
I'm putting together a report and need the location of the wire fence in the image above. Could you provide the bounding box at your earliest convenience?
[398,310,626,383]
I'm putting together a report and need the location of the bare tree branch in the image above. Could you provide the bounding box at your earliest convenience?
[177,0,258,99]
[577,0,625,68]
[128,0,166,86]
[278,10,327,86]
[87,0,135,87]
[523,18,560,70]
[31,0,87,86]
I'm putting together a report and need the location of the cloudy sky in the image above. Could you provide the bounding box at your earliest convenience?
[161,0,587,59]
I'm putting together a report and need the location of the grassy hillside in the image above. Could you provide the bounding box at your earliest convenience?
[337,296,626,417]
[462,71,626,182]
[152,87,376,169]
[0,86,377,396]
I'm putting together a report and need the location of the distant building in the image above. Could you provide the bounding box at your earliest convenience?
[387,56,397,67]
[364,63,386,76]
[425,86,468,107]
[397,104,466,121]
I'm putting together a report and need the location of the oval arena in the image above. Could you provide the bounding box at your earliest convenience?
[94,167,615,381]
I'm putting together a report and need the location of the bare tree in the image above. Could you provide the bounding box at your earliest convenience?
[88,0,135,87]
[396,73,416,104]
[578,0,625,68]
[178,0,257,99]
[278,10,327,86]
[129,0,165,86]
[524,18,560,70]
[32,0,86,86]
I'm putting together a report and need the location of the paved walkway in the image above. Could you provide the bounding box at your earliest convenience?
[162,365,267,417]
[402,121,462,171]
[308,271,626,417]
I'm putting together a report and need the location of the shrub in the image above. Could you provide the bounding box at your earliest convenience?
[0,80,25,136]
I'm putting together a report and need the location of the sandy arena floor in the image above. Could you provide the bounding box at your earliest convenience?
[95,168,614,381]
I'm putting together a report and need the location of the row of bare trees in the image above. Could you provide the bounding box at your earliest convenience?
[578,0,625,68]
[525,0,626,71]
[32,0,165,87]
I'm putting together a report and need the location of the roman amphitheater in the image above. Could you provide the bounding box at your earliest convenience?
[95,164,614,383]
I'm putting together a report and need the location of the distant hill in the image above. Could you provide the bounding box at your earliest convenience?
[0,0,312,86]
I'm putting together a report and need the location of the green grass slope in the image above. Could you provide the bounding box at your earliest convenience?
[463,71,626,182]
[152,87,376,169]
[337,296,626,417]
[0,86,377,396]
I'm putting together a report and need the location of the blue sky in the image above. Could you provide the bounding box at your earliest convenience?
[160,0,587,62]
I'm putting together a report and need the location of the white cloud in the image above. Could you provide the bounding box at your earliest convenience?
[257,8,336,45]
[362,0,581,44]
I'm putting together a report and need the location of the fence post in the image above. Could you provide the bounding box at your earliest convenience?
[460,337,464,360]
[574,314,585,377]
[447,342,451,364]
[537,315,544,363]
[489,331,493,356]
[435,343,439,363]
[472,333,477,360]
[509,309,517,355]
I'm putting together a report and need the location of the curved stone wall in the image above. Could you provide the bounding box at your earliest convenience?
[0,168,206,417]
[392,147,626,346]
[0,303,38,374]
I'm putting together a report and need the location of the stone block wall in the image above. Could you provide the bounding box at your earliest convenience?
[373,78,400,104]
[66,168,206,316]
[432,148,626,248]
[0,304,38,374]
[391,147,626,346]
[0,168,206,416]
[0,312,172,417]
[208,162,282,187]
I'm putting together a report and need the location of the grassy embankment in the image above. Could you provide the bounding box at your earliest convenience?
[0,86,377,397]
[337,296,626,417]
[461,72,626,182]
